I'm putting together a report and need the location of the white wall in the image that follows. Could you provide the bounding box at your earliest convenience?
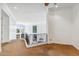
[7,3,47,24]
[48,7,72,44]
[1,10,10,43]
[17,22,47,34]
[8,4,48,34]
[48,4,79,50]
[0,3,16,52]
[0,3,16,43]
[72,4,79,49]
[16,11,48,34]
[14,5,48,34]
[0,3,2,52]
[9,17,16,40]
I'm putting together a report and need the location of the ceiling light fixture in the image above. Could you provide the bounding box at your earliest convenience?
[54,3,58,8]
[14,6,17,9]
[55,5,58,8]
[44,3,58,8]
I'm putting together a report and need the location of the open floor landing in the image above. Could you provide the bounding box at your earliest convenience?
[0,40,79,56]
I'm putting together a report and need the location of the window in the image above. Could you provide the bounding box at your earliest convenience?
[33,25,37,33]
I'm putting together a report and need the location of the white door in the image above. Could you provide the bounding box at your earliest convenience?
[1,10,9,43]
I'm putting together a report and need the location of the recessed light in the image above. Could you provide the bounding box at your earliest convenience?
[55,5,58,8]
[14,6,17,9]
[54,3,58,8]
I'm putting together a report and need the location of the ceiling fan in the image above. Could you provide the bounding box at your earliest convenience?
[44,3,49,6]
[44,3,58,8]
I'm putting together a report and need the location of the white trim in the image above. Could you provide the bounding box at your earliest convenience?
[47,41,79,50]
[24,39,48,48]
[73,44,79,50]
[1,40,11,44]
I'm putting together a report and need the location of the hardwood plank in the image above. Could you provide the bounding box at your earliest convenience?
[0,40,79,56]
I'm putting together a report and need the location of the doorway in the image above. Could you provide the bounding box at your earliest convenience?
[1,9,9,47]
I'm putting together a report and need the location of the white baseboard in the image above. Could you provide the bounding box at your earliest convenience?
[0,45,1,52]
[73,44,79,50]
[1,40,11,44]
[48,41,79,50]
[1,39,17,44]
[49,41,72,45]
[29,42,48,47]
[24,39,48,48]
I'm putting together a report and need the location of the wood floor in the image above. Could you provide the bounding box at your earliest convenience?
[0,40,79,56]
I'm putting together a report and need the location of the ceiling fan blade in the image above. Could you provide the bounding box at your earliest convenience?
[44,3,49,6]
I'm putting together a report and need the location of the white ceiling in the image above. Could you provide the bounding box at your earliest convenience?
[7,3,46,13]
[7,3,47,24]
[6,3,77,24]
[49,3,77,11]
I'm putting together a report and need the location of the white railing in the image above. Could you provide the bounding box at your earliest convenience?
[24,33,48,47]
